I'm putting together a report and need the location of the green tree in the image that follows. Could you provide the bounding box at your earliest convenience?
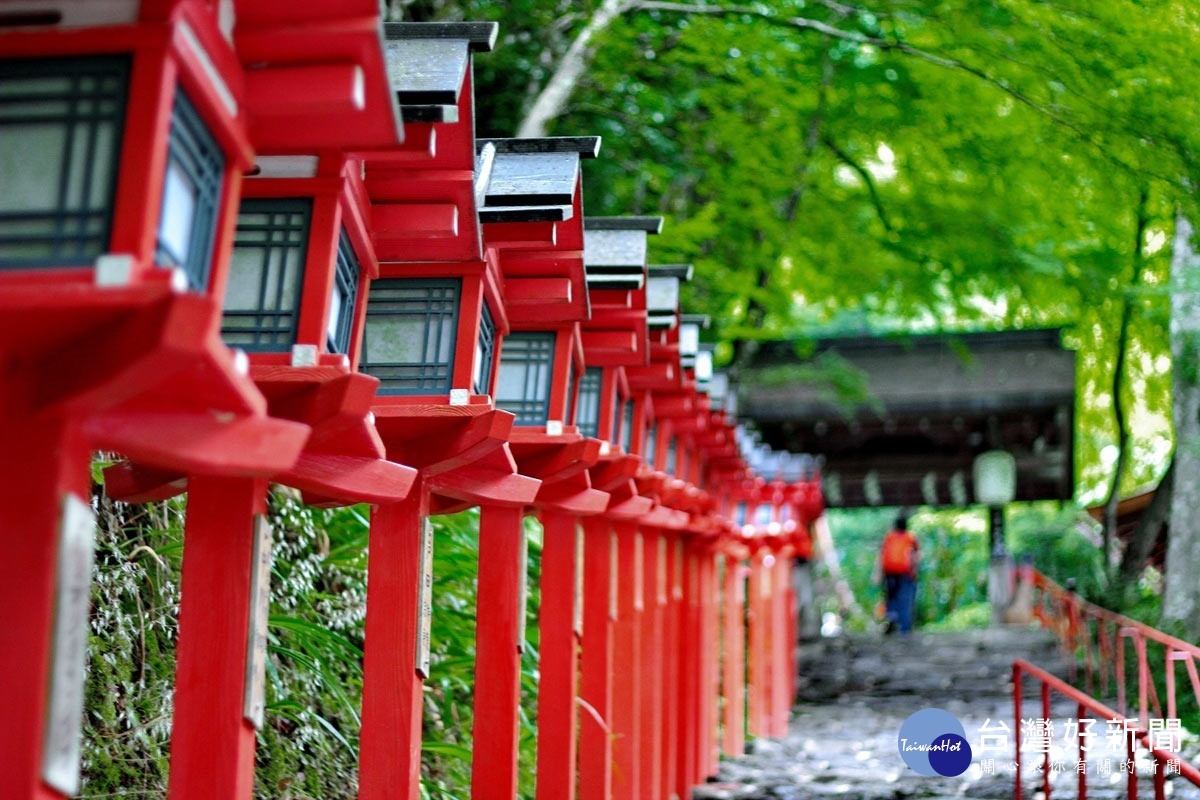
[398,0,1195,587]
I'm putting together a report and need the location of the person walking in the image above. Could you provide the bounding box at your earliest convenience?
[879,515,920,634]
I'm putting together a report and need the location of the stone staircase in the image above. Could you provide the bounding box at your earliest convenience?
[695,627,1199,800]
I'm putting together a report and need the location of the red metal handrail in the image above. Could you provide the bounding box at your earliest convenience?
[1029,569,1200,727]
[1013,659,1200,800]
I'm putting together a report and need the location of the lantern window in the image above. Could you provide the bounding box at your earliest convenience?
[621,399,634,452]
[610,394,623,448]
[221,198,310,351]
[574,367,602,438]
[361,278,460,395]
[496,332,555,426]
[666,436,678,475]
[327,230,360,355]
[645,421,658,468]
[735,501,748,527]
[474,300,496,395]
[0,56,128,268]
[155,90,224,291]
[566,358,577,421]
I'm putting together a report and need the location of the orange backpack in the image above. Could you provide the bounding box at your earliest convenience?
[881,531,916,576]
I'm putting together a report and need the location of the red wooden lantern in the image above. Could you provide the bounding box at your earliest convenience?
[0,1,310,469]
[354,27,557,800]
[0,6,321,799]
[86,7,414,799]
[356,23,540,516]
[580,216,663,518]
[106,151,419,507]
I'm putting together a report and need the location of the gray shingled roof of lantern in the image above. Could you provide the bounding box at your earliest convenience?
[646,265,693,327]
[583,216,664,233]
[474,138,601,223]
[584,229,647,267]
[383,23,498,123]
[484,151,579,207]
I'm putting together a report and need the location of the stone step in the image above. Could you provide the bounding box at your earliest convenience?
[696,627,1200,800]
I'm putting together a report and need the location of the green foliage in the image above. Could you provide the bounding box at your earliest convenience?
[831,507,989,628]
[402,0,1195,503]
[831,503,1102,630]
[82,491,183,794]
[922,602,991,632]
[419,510,543,799]
[81,478,543,800]
[1008,503,1109,604]
[254,494,368,799]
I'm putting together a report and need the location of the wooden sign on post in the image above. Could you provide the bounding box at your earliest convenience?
[574,523,585,636]
[609,532,618,621]
[675,539,684,602]
[657,536,668,605]
[243,515,272,729]
[634,532,644,612]
[415,518,434,678]
[42,493,97,797]
[516,526,529,654]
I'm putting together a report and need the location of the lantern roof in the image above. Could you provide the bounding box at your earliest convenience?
[384,22,498,123]
[583,216,662,291]
[366,20,494,263]
[476,137,600,222]
[234,0,403,152]
[647,264,692,328]
[584,216,665,232]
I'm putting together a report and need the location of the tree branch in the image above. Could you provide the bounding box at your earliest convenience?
[780,49,834,225]
[821,135,896,235]
[516,0,634,138]
[629,1,1090,145]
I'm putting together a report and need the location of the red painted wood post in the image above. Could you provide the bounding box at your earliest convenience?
[579,516,615,800]
[746,554,768,739]
[0,418,90,800]
[759,554,776,740]
[701,550,722,779]
[611,521,643,800]
[785,555,799,722]
[638,529,664,800]
[721,553,746,757]
[660,537,682,800]
[693,547,710,784]
[536,510,581,800]
[770,553,791,737]
[472,504,528,800]
[360,489,427,800]
[169,476,269,800]
[674,545,699,798]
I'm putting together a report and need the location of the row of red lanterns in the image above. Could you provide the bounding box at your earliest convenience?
[0,4,823,800]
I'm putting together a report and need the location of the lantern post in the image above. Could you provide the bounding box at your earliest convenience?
[476,135,615,800]
[84,8,414,797]
[0,5,368,797]
[356,23,552,800]
[576,216,664,800]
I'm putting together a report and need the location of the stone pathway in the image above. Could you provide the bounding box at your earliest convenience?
[695,627,1200,800]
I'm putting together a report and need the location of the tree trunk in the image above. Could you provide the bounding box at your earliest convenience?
[1164,215,1200,640]
[1116,458,1172,591]
[516,0,632,139]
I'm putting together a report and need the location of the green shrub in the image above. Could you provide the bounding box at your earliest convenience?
[81,476,543,800]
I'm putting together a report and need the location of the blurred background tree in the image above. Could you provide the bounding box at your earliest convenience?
[389,0,1199,621]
